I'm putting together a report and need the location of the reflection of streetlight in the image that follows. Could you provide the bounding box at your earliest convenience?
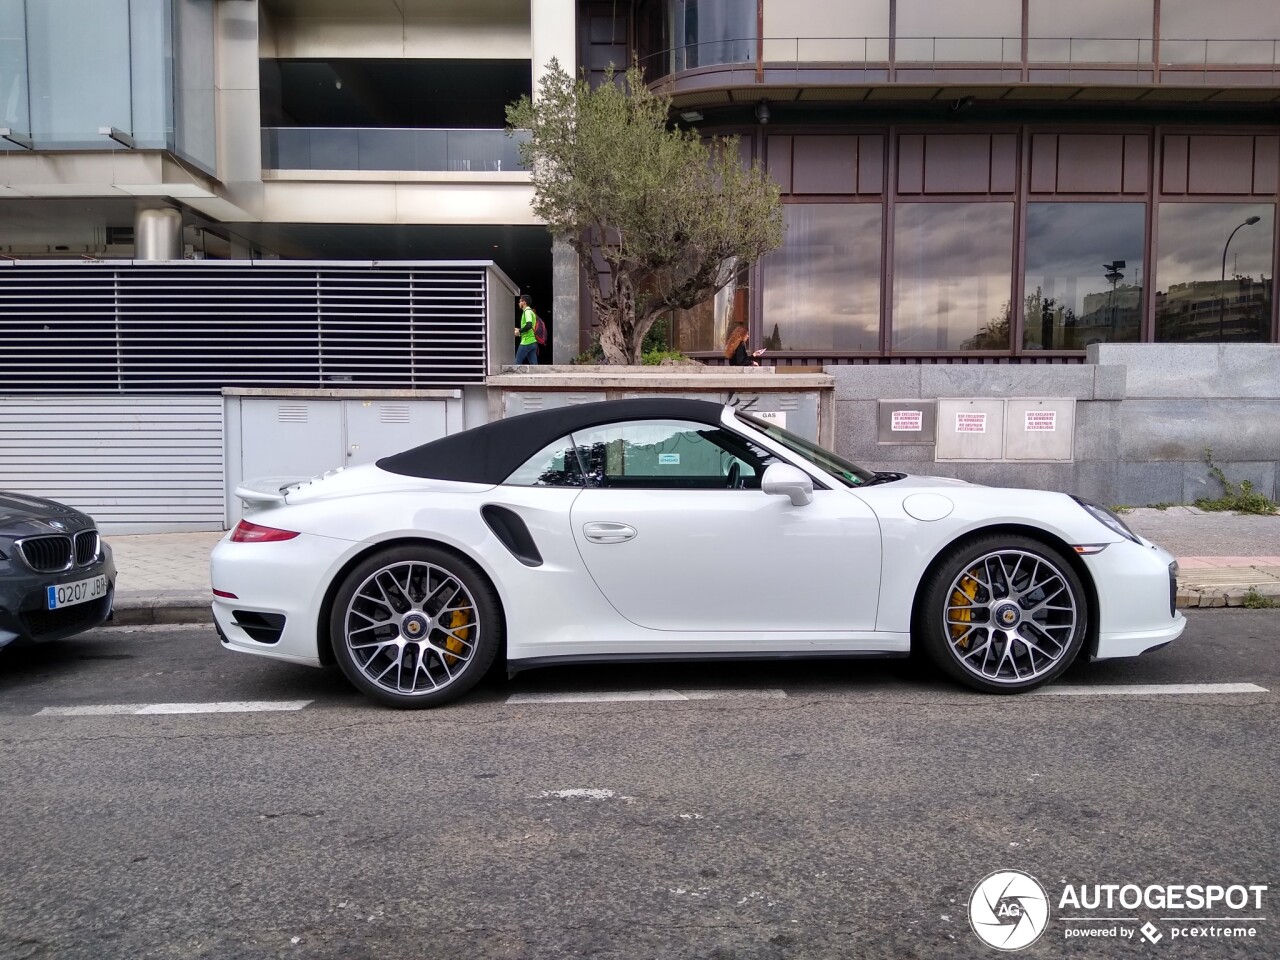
[1103,260,1125,336]
[1219,216,1261,341]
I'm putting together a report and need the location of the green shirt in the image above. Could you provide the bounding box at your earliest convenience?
[518,306,537,346]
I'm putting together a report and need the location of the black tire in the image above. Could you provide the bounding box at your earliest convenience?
[916,534,1088,694]
[329,544,502,708]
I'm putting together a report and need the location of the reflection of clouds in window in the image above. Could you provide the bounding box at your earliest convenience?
[1160,0,1280,62]
[892,203,1014,351]
[1156,204,1274,289]
[1029,0,1152,39]
[761,205,881,351]
[1025,203,1146,314]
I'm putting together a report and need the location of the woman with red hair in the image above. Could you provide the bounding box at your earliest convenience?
[724,323,766,366]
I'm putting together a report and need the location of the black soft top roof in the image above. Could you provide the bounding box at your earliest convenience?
[377,397,727,484]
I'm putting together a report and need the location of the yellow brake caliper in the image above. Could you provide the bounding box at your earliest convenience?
[948,573,981,648]
[444,609,470,665]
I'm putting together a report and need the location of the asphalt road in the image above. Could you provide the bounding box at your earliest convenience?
[1,611,1277,960]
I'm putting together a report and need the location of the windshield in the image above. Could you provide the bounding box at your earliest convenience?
[735,412,877,487]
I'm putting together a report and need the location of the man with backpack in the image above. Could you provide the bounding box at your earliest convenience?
[514,294,545,365]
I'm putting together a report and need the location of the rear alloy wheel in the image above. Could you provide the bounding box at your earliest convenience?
[329,545,501,708]
[918,535,1087,693]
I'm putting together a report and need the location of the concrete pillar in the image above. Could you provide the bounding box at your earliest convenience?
[530,0,576,94]
[135,207,184,260]
[552,239,581,362]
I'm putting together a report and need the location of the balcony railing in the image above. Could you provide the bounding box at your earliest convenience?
[261,127,530,173]
[639,36,1280,79]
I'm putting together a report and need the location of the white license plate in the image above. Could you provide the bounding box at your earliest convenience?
[46,575,108,610]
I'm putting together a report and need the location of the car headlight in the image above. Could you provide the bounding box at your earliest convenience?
[1072,497,1142,544]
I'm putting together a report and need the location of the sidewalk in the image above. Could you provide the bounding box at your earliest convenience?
[104,507,1280,626]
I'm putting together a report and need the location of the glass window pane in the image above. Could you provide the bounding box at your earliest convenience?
[174,0,215,170]
[130,0,171,148]
[1029,0,1152,62]
[1155,203,1274,343]
[572,421,773,489]
[0,0,28,135]
[1160,1,1280,64]
[504,438,586,487]
[28,0,132,144]
[761,204,882,352]
[674,263,749,353]
[1024,203,1145,350]
[762,1,891,62]
[892,203,1014,351]
[638,0,756,76]
[896,0,1021,61]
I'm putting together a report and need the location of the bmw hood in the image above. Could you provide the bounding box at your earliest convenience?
[0,491,84,528]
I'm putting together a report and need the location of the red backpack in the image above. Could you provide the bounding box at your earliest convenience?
[534,314,547,346]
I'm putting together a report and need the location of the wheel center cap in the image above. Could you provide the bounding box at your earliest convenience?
[995,602,1021,628]
[402,613,429,638]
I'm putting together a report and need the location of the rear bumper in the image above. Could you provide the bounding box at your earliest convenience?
[210,530,353,668]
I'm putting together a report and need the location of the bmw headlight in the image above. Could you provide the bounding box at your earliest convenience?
[1072,497,1142,544]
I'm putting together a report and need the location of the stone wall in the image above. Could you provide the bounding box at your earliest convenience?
[828,344,1280,505]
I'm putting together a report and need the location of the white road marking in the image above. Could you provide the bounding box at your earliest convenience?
[506,689,787,704]
[36,700,313,716]
[1032,683,1267,697]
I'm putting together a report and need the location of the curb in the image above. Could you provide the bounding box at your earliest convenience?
[1176,582,1280,610]
[112,593,212,626]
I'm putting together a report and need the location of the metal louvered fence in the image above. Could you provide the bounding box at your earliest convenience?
[0,261,493,393]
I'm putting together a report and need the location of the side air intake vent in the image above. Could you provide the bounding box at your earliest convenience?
[480,505,543,567]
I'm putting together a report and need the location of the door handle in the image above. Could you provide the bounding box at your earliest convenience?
[582,521,637,544]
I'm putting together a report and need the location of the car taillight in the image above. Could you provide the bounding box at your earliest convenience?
[230,520,299,543]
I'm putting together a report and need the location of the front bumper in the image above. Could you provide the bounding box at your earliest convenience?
[1084,536,1186,659]
[0,550,117,649]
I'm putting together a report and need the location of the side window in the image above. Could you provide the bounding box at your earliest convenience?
[503,436,586,487]
[570,420,775,490]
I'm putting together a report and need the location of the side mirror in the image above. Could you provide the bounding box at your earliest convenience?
[762,463,814,506]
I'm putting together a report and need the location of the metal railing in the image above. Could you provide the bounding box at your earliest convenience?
[637,35,1280,78]
[261,127,530,173]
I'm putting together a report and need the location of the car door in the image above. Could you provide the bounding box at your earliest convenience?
[567,420,882,632]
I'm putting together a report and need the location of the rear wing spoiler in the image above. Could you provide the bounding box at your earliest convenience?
[233,477,311,506]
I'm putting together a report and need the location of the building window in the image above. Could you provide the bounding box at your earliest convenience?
[761,1,890,63]
[760,204,882,353]
[636,0,757,79]
[1028,0,1153,63]
[895,0,1022,62]
[892,203,1015,351]
[1160,0,1280,65]
[673,263,750,354]
[1023,203,1146,350]
[1155,204,1274,343]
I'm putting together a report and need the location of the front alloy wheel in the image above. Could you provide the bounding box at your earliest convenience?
[330,545,501,708]
[919,536,1088,693]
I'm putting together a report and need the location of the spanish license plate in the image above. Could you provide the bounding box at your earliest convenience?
[46,575,108,610]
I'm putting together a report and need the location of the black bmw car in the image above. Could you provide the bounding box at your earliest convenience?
[0,492,115,650]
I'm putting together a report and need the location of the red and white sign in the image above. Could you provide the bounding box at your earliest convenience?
[955,413,987,434]
[891,409,923,432]
[1025,410,1057,432]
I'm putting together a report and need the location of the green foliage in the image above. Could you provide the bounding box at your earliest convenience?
[641,348,691,366]
[507,60,785,365]
[1194,449,1279,515]
[642,315,671,354]
[1108,505,1132,514]
[1241,587,1279,609]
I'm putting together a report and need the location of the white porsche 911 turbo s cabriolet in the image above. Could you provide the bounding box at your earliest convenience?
[211,398,1184,708]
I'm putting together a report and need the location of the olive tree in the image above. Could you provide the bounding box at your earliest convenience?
[507,61,784,365]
